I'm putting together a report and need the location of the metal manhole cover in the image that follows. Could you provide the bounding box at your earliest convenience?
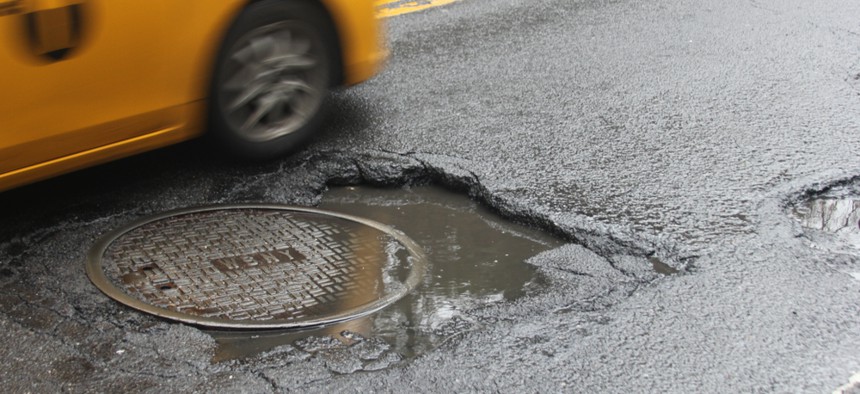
[86,205,426,329]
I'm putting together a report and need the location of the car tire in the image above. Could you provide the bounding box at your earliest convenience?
[208,0,335,160]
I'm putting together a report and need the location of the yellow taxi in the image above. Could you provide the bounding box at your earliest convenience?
[0,0,386,192]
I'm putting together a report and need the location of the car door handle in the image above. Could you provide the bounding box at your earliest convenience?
[22,0,84,61]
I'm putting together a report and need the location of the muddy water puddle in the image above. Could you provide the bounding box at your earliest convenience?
[210,185,564,362]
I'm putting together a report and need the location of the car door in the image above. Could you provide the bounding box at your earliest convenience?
[0,0,176,175]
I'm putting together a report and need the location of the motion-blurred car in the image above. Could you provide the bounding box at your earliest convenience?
[0,0,386,191]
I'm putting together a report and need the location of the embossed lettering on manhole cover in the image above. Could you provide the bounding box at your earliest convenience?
[86,205,426,329]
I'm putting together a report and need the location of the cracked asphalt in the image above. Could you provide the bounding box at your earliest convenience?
[2,0,860,392]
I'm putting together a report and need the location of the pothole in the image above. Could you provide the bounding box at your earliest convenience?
[791,181,860,279]
[792,195,860,254]
[211,185,565,361]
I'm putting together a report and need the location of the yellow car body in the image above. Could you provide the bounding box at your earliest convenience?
[0,0,385,192]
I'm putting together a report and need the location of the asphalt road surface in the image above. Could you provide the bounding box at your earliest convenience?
[2,0,860,392]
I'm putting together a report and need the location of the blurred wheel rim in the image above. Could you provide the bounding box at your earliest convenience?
[219,21,327,142]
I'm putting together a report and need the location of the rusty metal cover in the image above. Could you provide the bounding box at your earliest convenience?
[86,205,426,329]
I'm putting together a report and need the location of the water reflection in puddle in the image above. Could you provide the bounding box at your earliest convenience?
[210,185,564,361]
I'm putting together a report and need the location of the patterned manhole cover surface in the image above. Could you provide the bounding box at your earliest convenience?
[86,205,426,329]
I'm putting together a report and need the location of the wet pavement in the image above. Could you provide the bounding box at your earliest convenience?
[2,0,860,392]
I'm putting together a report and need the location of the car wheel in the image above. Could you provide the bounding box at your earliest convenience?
[209,0,334,159]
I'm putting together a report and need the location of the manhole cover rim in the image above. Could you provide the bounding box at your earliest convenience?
[86,204,427,330]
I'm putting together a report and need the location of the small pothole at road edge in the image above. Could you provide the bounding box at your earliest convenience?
[790,179,860,278]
